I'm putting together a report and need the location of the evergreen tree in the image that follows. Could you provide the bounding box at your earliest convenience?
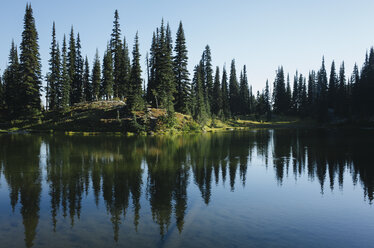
[337,62,346,116]
[191,64,207,123]
[67,26,76,105]
[46,22,60,110]
[299,74,307,116]
[147,32,157,105]
[128,33,143,111]
[110,10,124,98]
[307,71,316,113]
[239,65,250,115]
[60,35,70,109]
[120,37,131,98]
[203,45,214,110]
[273,67,286,114]
[229,59,240,115]
[291,71,299,114]
[328,60,338,109]
[212,66,222,116]
[92,50,101,101]
[3,41,21,117]
[316,57,328,120]
[264,79,271,118]
[173,21,190,114]
[221,65,230,118]
[72,33,84,103]
[83,56,92,102]
[155,20,176,112]
[285,73,292,113]
[19,4,42,115]
[101,46,114,100]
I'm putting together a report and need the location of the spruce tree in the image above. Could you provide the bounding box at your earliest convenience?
[212,66,222,116]
[60,35,70,109]
[67,27,76,105]
[128,33,143,111]
[291,72,299,114]
[72,33,84,103]
[19,4,42,115]
[273,67,286,114]
[239,65,250,115]
[221,65,230,118]
[3,41,21,117]
[337,62,346,116]
[229,59,240,115]
[192,64,207,124]
[92,50,101,101]
[316,57,328,121]
[328,60,338,109]
[111,10,124,98]
[83,56,92,102]
[46,22,60,110]
[203,45,213,110]
[286,73,292,113]
[173,21,190,114]
[101,46,114,100]
[120,37,131,98]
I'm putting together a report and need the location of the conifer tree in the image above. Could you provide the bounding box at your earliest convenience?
[316,57,328,120]
[286,74,292,113]
[92,50,101,101]
[264,79,271,118]
[72,33,84,103]
[46,22,60,110]
[101,46,114,100]
[229,59,240,115]
[19,4,42,115]
[192,64,207,123]
[173,21,190,113]
[67,27,76,105]
[307,71,316,113]
[156,20,176,112]
[83,56,91,102]
[337,62,346,116]
[212,66,222,116]
[60,35,70,109]
[120,37,131,98]
[239,65,250,115]
[128,33,143,111]
[328,60,338,109]
[110,10,124,98]
[291,72,299,113]
[273,67,286,114]
[147,32,157,105]
[3,41,21,117]
[221,65,230,118]
[203,45,214,110]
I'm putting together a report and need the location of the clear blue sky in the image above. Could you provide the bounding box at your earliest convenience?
[1,0,374,96]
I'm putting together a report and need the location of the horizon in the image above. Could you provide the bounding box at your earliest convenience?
[1,1,374,98]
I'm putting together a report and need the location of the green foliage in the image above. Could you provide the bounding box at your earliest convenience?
[128,33,144,111]
[212,66,222,116]
[60,36,70,110]
[92,50,101,101]
[229,59,240,115]
[46,22,60,110]
[173,21,190,114]
[19,3,42,115]
[101,46,114,100]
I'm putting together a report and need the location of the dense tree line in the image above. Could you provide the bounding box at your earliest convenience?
[1,4,374,123]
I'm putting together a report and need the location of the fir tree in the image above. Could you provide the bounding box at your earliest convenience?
[273,66,286,114]
[3,41,21,117]
[291,71,299,114]
[203,45,213,110]
[72,33,84,104]
[60,36,70,109]
[46,22,60,110]
[19,4,42,115]
[337,62,346,116]
[192,64,207,123]
[101,46,114,100]
[221,65,230,118]
[229,59,240,115]
[239,65,250,115]
[120,37,131,98]
[286,73,292,113]
[111,10,124,98]
[128,33,143,111]
[67,26,76,105]
[316,57,328,121]
[328,60,338,109]
[83,56,91,102]
[212,66,222,116]
[92,50,101,101]
[173,21,190,114]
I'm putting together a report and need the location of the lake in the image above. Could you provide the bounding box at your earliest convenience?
[0,129,373,248]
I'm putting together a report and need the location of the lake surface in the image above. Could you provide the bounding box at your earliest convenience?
[0,129,373,248]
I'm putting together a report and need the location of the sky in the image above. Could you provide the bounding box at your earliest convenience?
[1,0,374,97]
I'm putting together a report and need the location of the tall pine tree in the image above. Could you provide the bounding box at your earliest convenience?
[19,4,42,115]
[128,33,143,111]
[46,22,60,110]
[92,49,101,101]
[60,35,70,109]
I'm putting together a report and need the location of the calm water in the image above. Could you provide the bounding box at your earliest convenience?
[0,129,374,248]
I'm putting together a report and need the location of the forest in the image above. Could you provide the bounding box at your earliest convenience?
[1,4,374,126]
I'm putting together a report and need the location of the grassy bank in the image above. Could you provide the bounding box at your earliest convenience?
[0,101,327,135]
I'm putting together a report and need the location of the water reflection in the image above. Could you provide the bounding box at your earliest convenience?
[0,129,373,247]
